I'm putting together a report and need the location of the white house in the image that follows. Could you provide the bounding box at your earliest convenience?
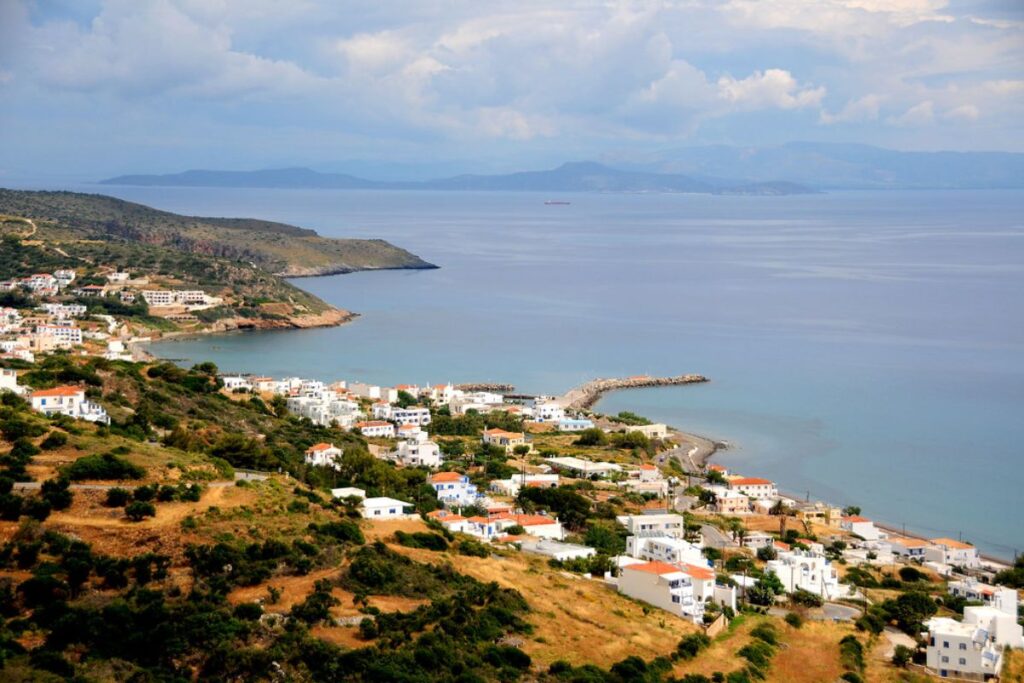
[493,513,565,540]
[726,477,777,500]
[359,496,415,519]
[30,386,109,424]
[391,406,431,426]
[544,456,621,478]
[925,606,1024,680]
[331,486,366,500]
[0,369,23,395]
[926,538,981,569]
[948,578,1019,618]
[426,510,473,534]
[53,269,76,287]
[516,538,596,562]
[390,431,442,468]
[839,515,884,542]
[371,402,393,420]
[221,375,253,392]
[489,473,560,497]
[348,382,383,400]
[626,535,708,567]
[765,549,849,600]
[888,537,931,559]
[304,442,344,468]
[531,400,565,423]
[355,420,395,438]
[35,324,82,348]
[557,418,595,432]
[396,424,423,439]
[429,471,480,506]
[616,513,686,539]
[39,303,87,319]
[617,560,732,624]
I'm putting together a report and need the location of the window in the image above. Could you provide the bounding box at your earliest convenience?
[942,656,949,663]
[943,642,950,649]
[959,658,966,665]
[959,643,967,650]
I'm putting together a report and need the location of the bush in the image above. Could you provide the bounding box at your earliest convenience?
[125,500,156,522]
[675,633,711,660]
[789,589,824,608]
[39,431,68,450]
[839,635,865,675]
[750,623,778,646]
[394,531,448,551]
[457,538,490,558]
[133,484,156,502]
[104,487,131,507]
[157,485,177,502]
[898,566,924,582]
[23,498,51,521]
[573,428,607,446]
[40,477,73,510]
[892,644,913,667]
[64,452,145,481]
[784,612,804,629]
[233,602,263,621]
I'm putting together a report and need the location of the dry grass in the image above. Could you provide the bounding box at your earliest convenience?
[362,519,700,668]
[1003,649,1024,683]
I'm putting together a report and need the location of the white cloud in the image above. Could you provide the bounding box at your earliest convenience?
[944,104,979,121]
[889,100,934,126]
[717,69,826,110]
[820,94,882,124]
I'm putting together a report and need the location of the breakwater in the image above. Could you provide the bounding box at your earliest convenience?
[558,374,708,411]
[453,382,516,393]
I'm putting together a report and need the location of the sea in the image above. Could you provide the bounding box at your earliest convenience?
[53,185,1024,558]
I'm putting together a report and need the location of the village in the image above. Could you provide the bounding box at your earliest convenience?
[5,353,1018,681]
[0,266,1021,680]
[0,266,226,365]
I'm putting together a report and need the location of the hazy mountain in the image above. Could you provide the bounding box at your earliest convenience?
[614,142,1024,189]
[101,162,814,195]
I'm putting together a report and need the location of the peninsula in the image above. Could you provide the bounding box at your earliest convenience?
[0,190,435,342]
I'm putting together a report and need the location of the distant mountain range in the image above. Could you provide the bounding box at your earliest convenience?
[100,143,1024,192]
[612,142,1024,189]
[100,162,814,196]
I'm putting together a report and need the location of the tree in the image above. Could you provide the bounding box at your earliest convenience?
[573,428,607,447]
[104,487,131,507]
[396,391,417,408]
[843,505,861,516]
[892,645,913,668]
[584,521,626,555]
[40,477,73,510]
[125,501,156,522]
[756,546,778,562]
[512,444,530,456]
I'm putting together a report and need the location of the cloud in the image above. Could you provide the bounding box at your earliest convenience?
[717,69,826,110]
[820,94,882,124]
[944,104,979,121]
[888,100,935,126]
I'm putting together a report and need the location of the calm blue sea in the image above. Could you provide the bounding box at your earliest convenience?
[68,185,1024,558]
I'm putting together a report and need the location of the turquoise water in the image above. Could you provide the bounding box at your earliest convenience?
[80,185,1023,559]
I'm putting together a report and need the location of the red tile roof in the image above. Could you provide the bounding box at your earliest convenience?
[430,471,464,483]
[31,386,84,398]
[680,563,715,580]
[624,561,684,576]
[729,477,773,486]
[306,442,337,452]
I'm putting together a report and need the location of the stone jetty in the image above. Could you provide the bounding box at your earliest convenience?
[557,374,708,411]
[453,382,516,393]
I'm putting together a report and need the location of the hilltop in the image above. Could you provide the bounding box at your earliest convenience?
[0,189,436,277]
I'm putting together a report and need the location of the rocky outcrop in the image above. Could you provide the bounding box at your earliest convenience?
[558,374,708,411]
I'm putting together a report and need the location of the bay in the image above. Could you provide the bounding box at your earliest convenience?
[79,185,1024,559]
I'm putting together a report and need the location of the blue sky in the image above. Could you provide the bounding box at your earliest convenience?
[1,0,1022,180]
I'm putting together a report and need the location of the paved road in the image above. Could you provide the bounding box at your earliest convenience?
[819,602,860,622]
[701,523,735,550]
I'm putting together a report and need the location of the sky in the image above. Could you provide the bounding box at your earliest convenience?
[1,0,1023,180]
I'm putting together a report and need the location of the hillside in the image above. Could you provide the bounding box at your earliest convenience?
[100,163,816,195]
[0,356,892,682]
[0,189,436,277]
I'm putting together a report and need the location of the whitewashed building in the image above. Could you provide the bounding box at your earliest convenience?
[948,578,1019,618]
[304,442,344,468]
[356,420,396,438]
[765,549,849,600]
[391,406,431,426]
[925,606,1024,680]
[30,386,109,424]
[390,431,442,468]
[926,538,981,569]
[428,471,480,506]
[0,369,23,395]
[617,560,734,625]
[359,496,415,519]
[726,477,777,500]
[839,515,884,542]
[616,513,686,539]
[626,535,708,567]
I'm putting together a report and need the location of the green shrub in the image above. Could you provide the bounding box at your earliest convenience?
[125,500,156,522]
[39,431,68,450]
[784,612,803,629]
[40,477,73,510]
[104,487,131,507]
[457,539,490,558]
[395,531,449,551]
[676,632,711,660]
[63,452,145,481]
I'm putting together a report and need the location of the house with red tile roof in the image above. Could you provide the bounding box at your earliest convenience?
[304,442,343,468]
[428,471,480,506]
[482,428,527,453]
[30,385,109,424]
[618,560,736,624]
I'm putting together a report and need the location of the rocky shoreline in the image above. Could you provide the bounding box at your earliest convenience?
[278,262,439,278]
